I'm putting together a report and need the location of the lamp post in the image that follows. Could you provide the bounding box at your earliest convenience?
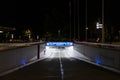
[102,0,104,43]
[74,0,76,40]
[118,30,120,40]
[69,0,72,41]
[78,0,80,41]
[85,0,88,41]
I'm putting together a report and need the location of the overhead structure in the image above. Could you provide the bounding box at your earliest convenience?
[0,26,16,32]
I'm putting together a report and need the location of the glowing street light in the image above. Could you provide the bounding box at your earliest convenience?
[11,34,14,39]
[0,31,3,33]
[37,35,39,40]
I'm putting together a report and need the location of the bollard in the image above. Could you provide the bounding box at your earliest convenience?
[37,44,40,59]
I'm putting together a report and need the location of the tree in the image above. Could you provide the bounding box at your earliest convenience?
[44,32,52,41]
[23,29,32,41]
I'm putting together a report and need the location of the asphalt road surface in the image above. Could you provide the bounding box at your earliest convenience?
[0,48,120,80]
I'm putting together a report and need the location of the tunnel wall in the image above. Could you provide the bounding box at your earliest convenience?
[0,43,45,75]
[74,43,120,70]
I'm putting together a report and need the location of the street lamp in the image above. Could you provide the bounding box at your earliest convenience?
[0,31,3,33]
[37,35,39,40]
[11,34,14,39]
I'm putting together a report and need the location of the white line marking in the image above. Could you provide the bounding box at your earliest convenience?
[59,50,64,80]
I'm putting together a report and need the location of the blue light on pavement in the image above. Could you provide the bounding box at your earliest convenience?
[95,58,101,64]
[21,59,26,65]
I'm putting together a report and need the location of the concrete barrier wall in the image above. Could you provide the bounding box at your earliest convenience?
[0,43,45,74]
[74,43,120,70]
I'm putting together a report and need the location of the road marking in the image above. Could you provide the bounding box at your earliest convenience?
[59,50,64,80]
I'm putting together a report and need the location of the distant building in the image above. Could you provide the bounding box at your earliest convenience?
[0,26,16,42]
[0,26,16,32]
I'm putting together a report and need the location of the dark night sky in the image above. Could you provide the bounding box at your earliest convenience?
[0,0,120,39]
